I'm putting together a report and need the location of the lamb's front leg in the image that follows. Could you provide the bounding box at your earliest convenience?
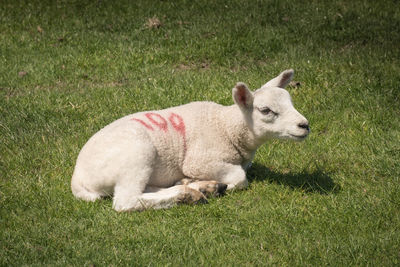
[217,163,248,190]
[175,178,228,197]
[180,163,248,195]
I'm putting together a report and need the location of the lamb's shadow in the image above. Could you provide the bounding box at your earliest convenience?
[247,163,340,194]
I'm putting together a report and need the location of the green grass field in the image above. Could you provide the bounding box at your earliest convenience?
[1,0,399,265]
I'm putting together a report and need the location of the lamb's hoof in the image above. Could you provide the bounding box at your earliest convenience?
[216,183,228,195]
[179,187,208,205]
[188,181,228,197]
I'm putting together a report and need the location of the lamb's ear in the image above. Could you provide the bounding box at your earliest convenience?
[262,69,294,88]
[232,82,253,110]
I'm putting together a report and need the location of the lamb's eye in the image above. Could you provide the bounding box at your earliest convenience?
[259,107,272,115]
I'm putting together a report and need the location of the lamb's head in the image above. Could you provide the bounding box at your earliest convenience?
[232,69,309,144]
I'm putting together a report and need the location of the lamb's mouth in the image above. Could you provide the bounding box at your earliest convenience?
[289,133,308,140]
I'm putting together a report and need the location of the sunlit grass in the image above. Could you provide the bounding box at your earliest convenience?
[1,0,399,265]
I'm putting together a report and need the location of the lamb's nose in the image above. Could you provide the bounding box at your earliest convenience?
[298,122,310,131]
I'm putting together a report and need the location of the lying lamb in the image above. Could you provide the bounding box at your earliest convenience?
[71,69,309,211]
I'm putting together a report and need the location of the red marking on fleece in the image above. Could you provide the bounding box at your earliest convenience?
[168,113,186,137]
[145,113,168,132]
[131,112,187,153]
[169,112,187,153]
[131,118,154,131]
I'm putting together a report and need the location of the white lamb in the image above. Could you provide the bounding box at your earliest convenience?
[71,69,309,212]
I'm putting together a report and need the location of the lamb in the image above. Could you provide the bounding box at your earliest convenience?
[71,69,310,212]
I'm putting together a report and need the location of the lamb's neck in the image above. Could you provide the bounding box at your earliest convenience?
[219,105,260,154]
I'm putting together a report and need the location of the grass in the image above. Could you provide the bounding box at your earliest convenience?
[1,0,399,265]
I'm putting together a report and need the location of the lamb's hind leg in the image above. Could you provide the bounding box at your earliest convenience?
[111,138,207,212]
[113,184,206,212]
[144,185,207,207]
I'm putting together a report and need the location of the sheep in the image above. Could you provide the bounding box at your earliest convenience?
[71,69,309,212]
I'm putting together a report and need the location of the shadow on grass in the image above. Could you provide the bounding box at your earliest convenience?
[247,163,340,194]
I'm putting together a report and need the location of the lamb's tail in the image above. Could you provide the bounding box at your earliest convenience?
[71,174,101,202]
